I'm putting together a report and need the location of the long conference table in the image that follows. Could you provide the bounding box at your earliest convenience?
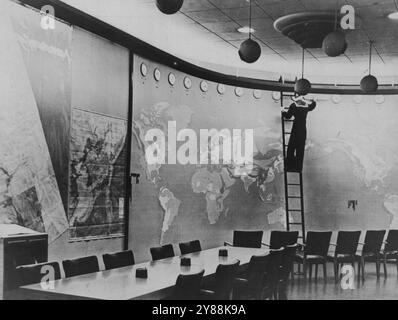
[16,246,268,300]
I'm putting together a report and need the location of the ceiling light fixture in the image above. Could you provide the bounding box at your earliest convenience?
[156,0,184,15]
[237,26,256,34]
[388,0,398,19]
[294,48,312,96]
[238,0,261,63]
[360,41,379,93]
[322,0,347,57]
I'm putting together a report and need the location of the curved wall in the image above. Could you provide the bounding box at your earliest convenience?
[130,56,285,262]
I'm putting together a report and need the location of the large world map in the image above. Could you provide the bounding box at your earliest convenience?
[133,101,286,243]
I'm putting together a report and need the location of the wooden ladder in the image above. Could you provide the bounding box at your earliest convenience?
[280,92,306,243]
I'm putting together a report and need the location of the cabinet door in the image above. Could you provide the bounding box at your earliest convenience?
[28,237,48,263]
[4,239,33,290]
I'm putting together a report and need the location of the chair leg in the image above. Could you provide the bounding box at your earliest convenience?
[322,262,327,282]
[396,257,398,274]
[382,253,387,278]
[334,261,338,283]
[315,264,319,280]
[303,261,307,280]
[376,259,380,279]
[309,263,313,280]
[361,258,365,281]
[357,259,361,280]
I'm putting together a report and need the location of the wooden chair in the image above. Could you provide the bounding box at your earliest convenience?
[381,229,398,277]
[179,240,202,255]
[169,269,205,300]
[277,244,299,300]
[150,244,175,261]
[295,231,332,281]
[356,230,386,280]
[16,261,61,286]
[201,260,240,300]
[327,231,361,283]
[262,248,284,299]
[224,230,264,248]
[233,254,269,300]
[103,250,135,270]
[62,256,99,278]
[263,231,299,250]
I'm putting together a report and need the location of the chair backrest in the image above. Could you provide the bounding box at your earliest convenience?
[244,253,269,296]
[385,230,398,252]
[179,240,202,255]
[305,231,332,256]
[363,230,386,254]
[16,261,61,287]
[103,250,135,270]
[172,269,205,300]
[269,231,299,249]
[213,260,240,300]
[263,248,284,290]
[335,231,361,255]
[233,230,263,248]
[62,256,99,278]
[150,244,175,261]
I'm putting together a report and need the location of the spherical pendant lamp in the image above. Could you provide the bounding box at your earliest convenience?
[239,38,261,63]
[322,30,347,57]
[360,75,378,93]
[360,41,379,93]
[238,0,261,64]
[294,48,312,96]
[295,78,312,96]
[156,0,184,15]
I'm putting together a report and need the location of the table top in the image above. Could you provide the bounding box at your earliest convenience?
[17,246,268,300]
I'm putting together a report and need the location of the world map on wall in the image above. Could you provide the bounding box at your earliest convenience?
[133,95,398,245]
[303,96,398,230]
[133,102,286,243]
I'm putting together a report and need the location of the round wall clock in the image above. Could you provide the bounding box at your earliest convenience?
[235,87,244,97]
[184,76,192,89]
[217,84,226,95]
[353,95,363,104]
[272,91,281,101]
[200,80,209,92]
[375,95,385,104]
[331,94,341,104]
[154,68,161,81]
[140,63,148,77]
[168,73,176,86]
[253,89,262,99]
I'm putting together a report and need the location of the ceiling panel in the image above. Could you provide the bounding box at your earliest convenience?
[184,9,231,23]
[180,0,215,12]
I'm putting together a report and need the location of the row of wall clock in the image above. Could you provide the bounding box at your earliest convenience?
[140,62,263,99]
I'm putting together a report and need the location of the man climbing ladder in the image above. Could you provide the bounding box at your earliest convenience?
[282,95,316,172]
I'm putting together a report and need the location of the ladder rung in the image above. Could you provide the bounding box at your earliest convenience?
[284,119,294,122]
[288,209,302,212]
[284,132,291,135]
[287,183,300,186]
[289,223,303,226]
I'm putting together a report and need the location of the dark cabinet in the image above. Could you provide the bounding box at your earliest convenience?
[0,224,48,299]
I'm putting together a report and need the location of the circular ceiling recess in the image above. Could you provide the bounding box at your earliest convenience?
[274,11,344,49]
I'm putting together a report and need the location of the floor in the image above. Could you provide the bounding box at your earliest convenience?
[287,262,398,300]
